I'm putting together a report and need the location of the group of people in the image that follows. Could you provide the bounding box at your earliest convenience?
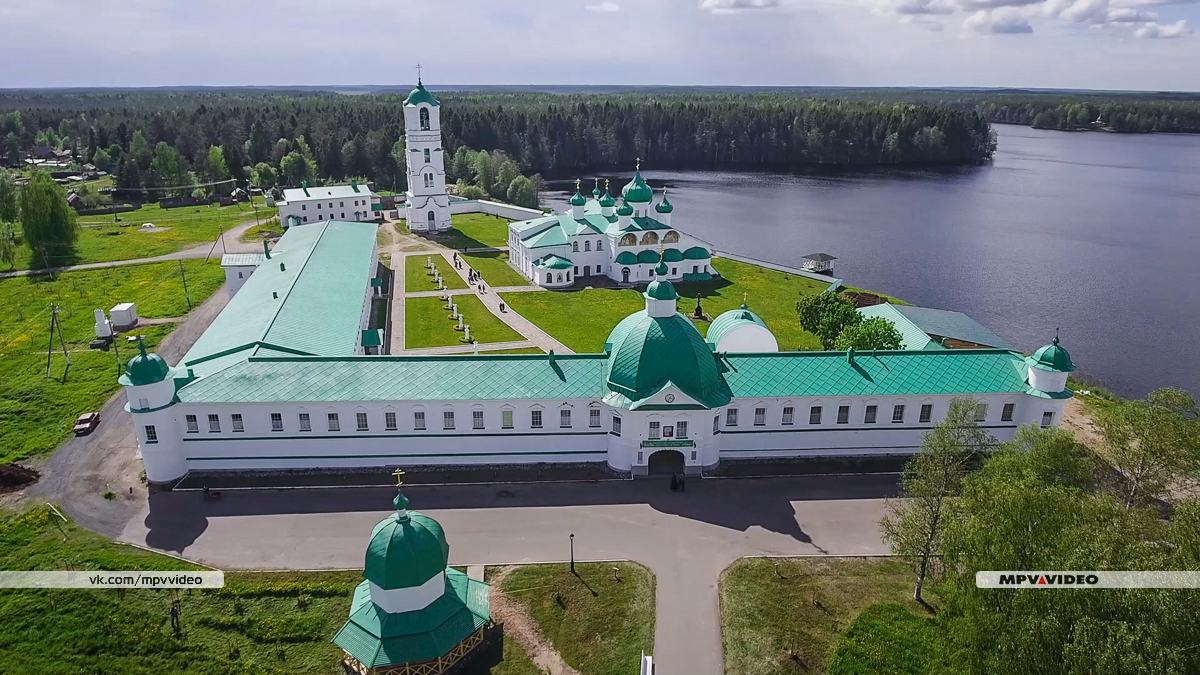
[451,252,489,294]
[669,473,687,492]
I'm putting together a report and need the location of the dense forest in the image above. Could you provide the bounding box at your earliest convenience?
[0,91,996,196]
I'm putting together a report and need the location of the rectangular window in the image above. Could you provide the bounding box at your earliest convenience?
[385,412,397,430]
[726,408,739,427]
[649,421,661,439]
[531,410,543,428]
[301,204,306,210]
[1002,403,1015,422]
[357,412,369,431]
[637,451,643,463]
[502,410,514,429]
[864,405,878,424]
[782,406,794,425]
[590,409,601,427]
[328,413,340,431]
[443,411,455,430]
[339,201,344,207]
[920,404,933,423]
[1041,411,1055,428]
[677,421,689,438]
[208,414,220,433]
[231,414,244,432]
[837,405,850,424]
[473,410,485,429]
[138,397,149,409]
[414,411,426,430]
[144,425,157,443]
[892,404,906,423]
[612,416,622,435]
[974,403,988,423]
[185,414,198,433]
[560,409,571,428]
[809,406,822,425]
[317,202,321,209]
[271,413,283,431]
[299,413,311,431]
[714,415,720,434]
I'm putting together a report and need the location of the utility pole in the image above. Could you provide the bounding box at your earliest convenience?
[179,260,191,309]
[45,303,70,378]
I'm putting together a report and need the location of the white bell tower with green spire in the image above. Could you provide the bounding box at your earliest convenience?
[403,64,452,232]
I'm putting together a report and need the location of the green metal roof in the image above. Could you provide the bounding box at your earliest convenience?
[119,342,171,386]
[361,329,382,348]
[364,507,449,590]
[178,221,378,378]
[857,304,942,351]
[661,248,684,262]
[404,79,440,107]
[534,254,574,270]
[721,349,1041,399]
[1028,336,1075,372]
[333,570,489,669]
[176,354,608,403]
[598,190,615,207]
[683,246,710,260]
[644,278,677,300]
[621,170,653,203]
[863,303,1013,350]
[706,305,768,348]
[220,253,265,268]
[614,251,639,265]
[655,192,674,213]
[616,200,633,216]
[637,250,660,264]
[569,191,586,206]
[604,310,731,408]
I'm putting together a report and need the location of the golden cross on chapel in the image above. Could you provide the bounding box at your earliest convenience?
[392,468,405,488]
[636,157,641,171]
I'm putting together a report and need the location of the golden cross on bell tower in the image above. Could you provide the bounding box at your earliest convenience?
[392,468,405,488]
[415,63,423,83]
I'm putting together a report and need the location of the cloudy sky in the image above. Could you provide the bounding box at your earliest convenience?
[2,0,1197,91]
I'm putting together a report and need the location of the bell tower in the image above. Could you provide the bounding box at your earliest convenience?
[403,66,452,232]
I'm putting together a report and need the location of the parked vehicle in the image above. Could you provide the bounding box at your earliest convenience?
[73,412,101,436]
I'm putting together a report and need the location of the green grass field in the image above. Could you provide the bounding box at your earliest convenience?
[499,562,655,675]
[0,507,541,675]
[417,213,512,249]
[480,347,544,355]
[405,295,522,349]
[0,260,225,462]
[462,251,529,288]
[499,258,831,353]
[720,557,942,675]
[238,216,284,243]
[405,254,467,291]
[6,199,277,271]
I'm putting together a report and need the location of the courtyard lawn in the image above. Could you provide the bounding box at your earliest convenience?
[0,260,225,462]
[499,562,655,675]
[238,216,284,243]
[674,257,831,351]
[463,251,529,288]
[405,295,522,349]
[499,288,646,353]
[0,507,538,675]
[405,254,467,291]
[5,199,277,271]
[418,213,512,250]
[720,557,945,675]
[480,347,544,355]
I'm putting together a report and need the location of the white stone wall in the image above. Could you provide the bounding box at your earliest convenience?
[279,196,377,227]
[223,266,256,298]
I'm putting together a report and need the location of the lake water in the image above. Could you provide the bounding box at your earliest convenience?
[544,125,1200,398]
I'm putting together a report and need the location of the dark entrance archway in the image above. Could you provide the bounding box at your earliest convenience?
[647,449,685,475]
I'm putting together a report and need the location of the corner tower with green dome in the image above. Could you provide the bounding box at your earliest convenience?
[403,71,452,233]
[119,340,188,484]
[334,478,493,675]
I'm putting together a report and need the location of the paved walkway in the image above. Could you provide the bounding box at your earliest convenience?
[434,250,573,354]
[118,475,895,675]
[0,217,264,279]
[401,340,539,355]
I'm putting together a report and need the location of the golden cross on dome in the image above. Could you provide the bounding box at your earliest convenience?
[392,468,405,488]
[605,179,610,191]
[636,157,641,171]
[743,292,748,304]
[575,178,581,191]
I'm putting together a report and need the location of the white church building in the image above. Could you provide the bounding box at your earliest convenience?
[120,216,1075,485]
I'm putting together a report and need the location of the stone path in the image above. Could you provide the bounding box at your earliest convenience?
[405,285,545,299]
[432,250,573,354]
[401,340,539,355]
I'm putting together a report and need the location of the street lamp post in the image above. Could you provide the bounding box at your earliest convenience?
[570,533,575,574]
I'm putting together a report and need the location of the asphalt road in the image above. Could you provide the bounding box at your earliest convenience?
[119,475,896,675]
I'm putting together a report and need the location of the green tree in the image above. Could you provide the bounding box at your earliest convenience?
[247,121,272,163]
[0,170,18,225]
[280,151,316,186]
[494,160,520,199]
[207,145,230,186]
[129,130,151,169]
[506,175,535,208]
[795,291,861,350]
[18,172,78,267]
[450,146,471,182]
[880,397,994,603]
[0,222,16,270]
[253,162,277,189]
[149,142,188,195]
[472,150,497,195]
[90,147,113,172]
[1098,388,1200,508]
[834,316,903,350]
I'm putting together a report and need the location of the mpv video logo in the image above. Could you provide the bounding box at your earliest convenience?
[977,571,1200,589]
[996,573,1099,587]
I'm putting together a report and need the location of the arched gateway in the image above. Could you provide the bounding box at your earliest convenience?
[647,449,686,475]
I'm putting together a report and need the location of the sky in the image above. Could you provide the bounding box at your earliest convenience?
[1,0,1197,91]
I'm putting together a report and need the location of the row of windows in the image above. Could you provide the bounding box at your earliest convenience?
[571,240,604,252]
[647,421,688,439]
[300,200,367,211]
[617,231,679,247]
[297,212,366,223]
[723,402,1022,428]
[184,409,605,434]
[422,173,436,188]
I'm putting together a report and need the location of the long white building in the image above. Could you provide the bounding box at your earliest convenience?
[276,180,381,228]
[120,218,1075,485]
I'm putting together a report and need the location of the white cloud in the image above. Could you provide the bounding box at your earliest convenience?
[964,6,1035,31]
[1135,18,1192,35]
[700,0,781,14]
[585,1,620,11]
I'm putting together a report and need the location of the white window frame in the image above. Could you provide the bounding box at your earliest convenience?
[328,412,340,431]
[677,420,689,438]
[531,409,543,428]
[185,414,198,433]
[864,405,878,424]
[385,411,397,430]
[837,405,850,425]
[1041,411,1055,428]
[753,407,766,426]
[892,404,906,424]
[560,409,571,428]
[443,411,455,430]
[648,421,661,439]
[298,412,311,432]
[809,406,822,425]
[612,415,622,435]
[1001,403,1015,422]
[920,404,933,424]
[357,412,369,431]
[414,411,426,430]
[271,412,283,431]
[589,408,601,427]
[782,406,794,425]
[502,409,514,429]
[144,425,157,443]
[473,410,485,429]
[974,403,988,423]
[726,408,739,427]
[208,414,220,433]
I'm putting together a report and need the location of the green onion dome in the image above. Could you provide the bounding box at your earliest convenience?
[1028,336,1076,372]
[570,191,586,206]
[616,200,633,216]
[654,190,674,213]
[119,341,170,386]
[598,182,616,208]
[621,169,654,203]
[604,311,731,408]
[363,492,449,590]
[404,78,440,107]
[592,179,601,199]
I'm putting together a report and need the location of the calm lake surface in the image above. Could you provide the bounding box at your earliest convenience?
[545,125,1200,398]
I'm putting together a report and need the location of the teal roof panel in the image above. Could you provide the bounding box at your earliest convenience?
[882,303,1013,350]
[857,304,942,351]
